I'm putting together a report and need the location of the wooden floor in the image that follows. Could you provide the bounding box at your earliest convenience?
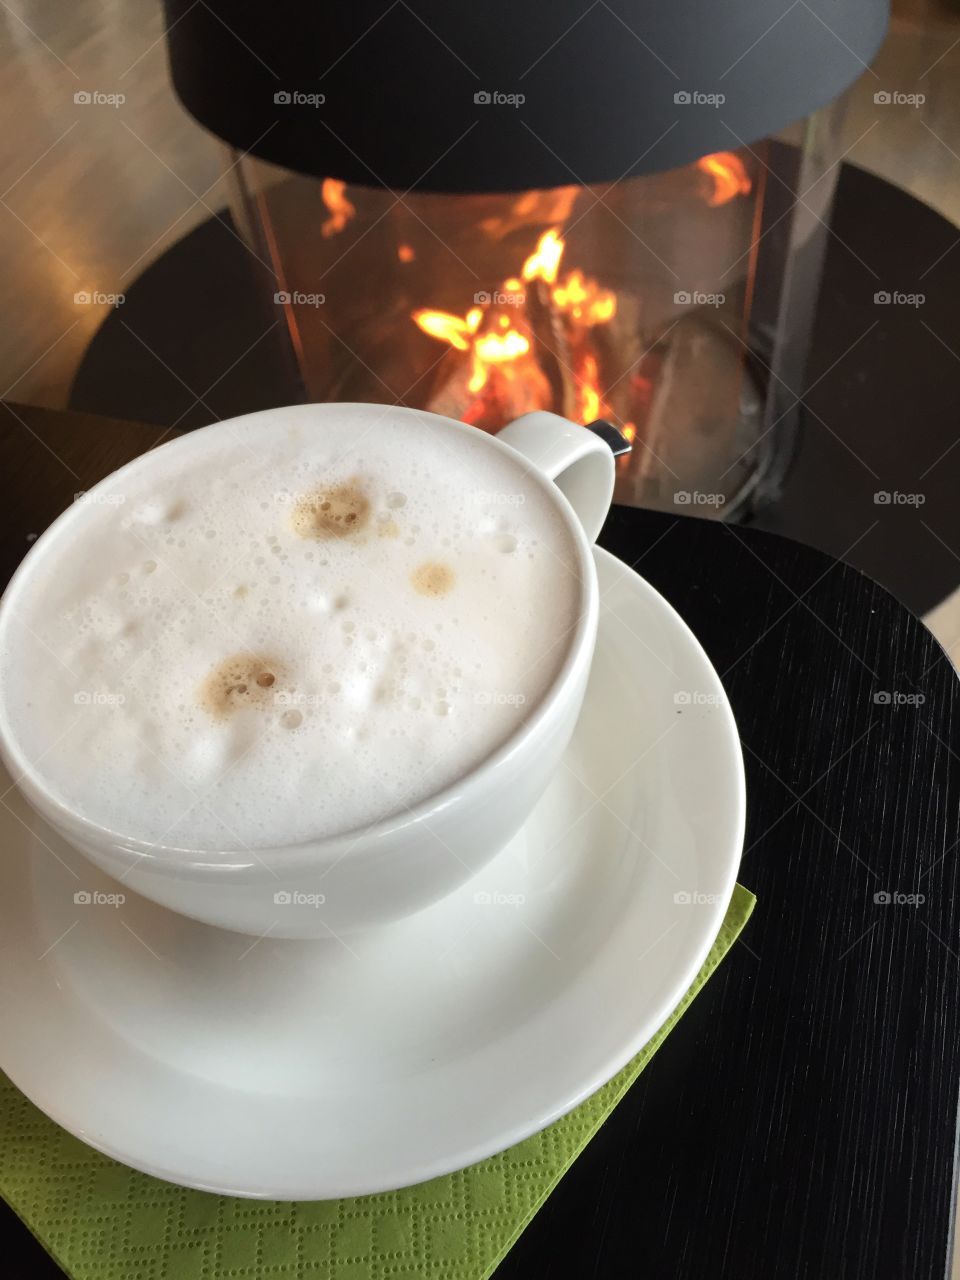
[0,0,225,409]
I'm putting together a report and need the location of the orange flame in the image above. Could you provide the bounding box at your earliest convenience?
[522,229,565,284]
[412,226,618,429]
[696,153,751,208]
[320,178,356,238]
[579,353,602,423]
[474,330,530,363]
[468,332,531,393]
[478,186,579,239]
[552,269,617,326]
[412,307,481,352]
[398,243,416,263]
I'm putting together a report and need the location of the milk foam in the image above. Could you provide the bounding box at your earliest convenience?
[0,407,583,848]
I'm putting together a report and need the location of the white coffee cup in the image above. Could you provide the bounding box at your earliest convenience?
[0,406,614,936]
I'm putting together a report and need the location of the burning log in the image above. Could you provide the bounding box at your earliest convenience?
[525,278,576,420]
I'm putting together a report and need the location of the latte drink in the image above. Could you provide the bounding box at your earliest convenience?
[0,406,583,850]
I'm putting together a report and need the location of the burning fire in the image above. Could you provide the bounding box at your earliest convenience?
[290,156,752,435]
[696,153,751,208]
[320,178,356,238]
[551,271,616,325]
[521,228,565,284]
[413,228,618,429]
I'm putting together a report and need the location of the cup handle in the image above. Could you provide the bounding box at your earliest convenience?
[496,412,615,543]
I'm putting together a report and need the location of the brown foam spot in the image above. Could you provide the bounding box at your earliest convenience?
[292,481,370,539]
[200,653,285,719]
[411,561,455,598]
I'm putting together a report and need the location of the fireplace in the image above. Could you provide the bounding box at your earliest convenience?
[163,0,889,518]
[230,135,844,517]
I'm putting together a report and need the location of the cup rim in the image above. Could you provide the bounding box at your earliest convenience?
[0,403,601,867]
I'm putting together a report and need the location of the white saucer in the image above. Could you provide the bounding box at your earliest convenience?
[0,547,745,1199]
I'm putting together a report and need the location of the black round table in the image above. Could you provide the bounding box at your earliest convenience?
[1,401,959,1279]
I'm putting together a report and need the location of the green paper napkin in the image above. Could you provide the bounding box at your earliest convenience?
[0,885,754,1279]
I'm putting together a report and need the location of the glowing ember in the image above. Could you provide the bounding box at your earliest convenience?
[398,243,416,263]
[696,153,751,208]
[320,178,356,238]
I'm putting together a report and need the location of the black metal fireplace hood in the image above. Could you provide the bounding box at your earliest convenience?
[163,0,888,192]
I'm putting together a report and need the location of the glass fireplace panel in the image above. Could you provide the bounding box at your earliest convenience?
[228,108,845,518]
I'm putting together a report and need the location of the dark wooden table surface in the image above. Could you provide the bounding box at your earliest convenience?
[2,401,960,1279]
